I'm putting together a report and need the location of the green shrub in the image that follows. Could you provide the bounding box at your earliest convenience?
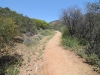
[62,36,79,49]
[61,27,68,38]
[77,50,86,58]
[37,29,54,36]
[0,54,23,75]
[0,17,18,53]
[79,39,89,46]
[50,25,63,31]
[85,53,99,65]
[31,18,49,30]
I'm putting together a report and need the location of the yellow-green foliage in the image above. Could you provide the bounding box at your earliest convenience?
[32,18,49,29]
[0,17,17,39]
[0,17,18,52]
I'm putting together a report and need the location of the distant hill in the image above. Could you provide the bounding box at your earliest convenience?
[49,20,62,26]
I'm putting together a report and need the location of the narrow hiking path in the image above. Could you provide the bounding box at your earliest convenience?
[42,31,99,75]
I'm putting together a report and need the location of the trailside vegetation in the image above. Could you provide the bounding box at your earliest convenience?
[60,1,100,72]
[0,7,49,54]
[0,7,49,75]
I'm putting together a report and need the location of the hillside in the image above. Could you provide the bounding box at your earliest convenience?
[0,7,49,35]
[49,20,62,26]
[0,7,49,75]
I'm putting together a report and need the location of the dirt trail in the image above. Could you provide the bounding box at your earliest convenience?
[42,31,98,75]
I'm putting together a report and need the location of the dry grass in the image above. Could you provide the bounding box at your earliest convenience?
[15,30,55,75]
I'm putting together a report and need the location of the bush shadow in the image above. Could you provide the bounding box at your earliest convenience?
[0,53,23,75]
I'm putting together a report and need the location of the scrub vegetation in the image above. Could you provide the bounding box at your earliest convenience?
[0,0,100,74]
[60,1,100,72]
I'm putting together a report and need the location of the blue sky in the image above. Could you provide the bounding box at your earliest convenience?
[0,0,96,22]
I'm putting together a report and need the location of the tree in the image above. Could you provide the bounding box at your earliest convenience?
[31,18,49,30]
[84,1,100,56]
[60,6,82,36]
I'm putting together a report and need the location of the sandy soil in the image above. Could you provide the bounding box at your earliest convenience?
[42,31,99,75]
[16,36,49,75]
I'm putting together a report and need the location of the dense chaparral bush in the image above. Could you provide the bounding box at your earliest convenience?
[60,0,100,70]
